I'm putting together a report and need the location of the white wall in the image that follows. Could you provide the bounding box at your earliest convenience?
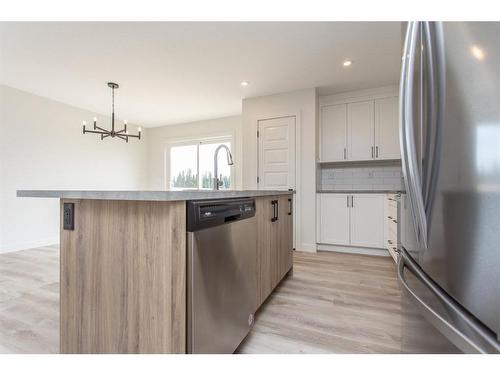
[242,88,318,252]
[146,116,242,190]
[0,85,148,253]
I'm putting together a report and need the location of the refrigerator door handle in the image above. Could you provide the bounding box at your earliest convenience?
[398,249,500,353]
[421,22,446,228]
[401,22,428,248]
[400,22,420,246]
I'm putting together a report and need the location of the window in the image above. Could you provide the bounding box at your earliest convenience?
[168,136,233,190]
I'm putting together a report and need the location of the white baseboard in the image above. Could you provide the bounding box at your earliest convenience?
[296,242,317,253]
[0,237,59,254]
[317,243,390,257]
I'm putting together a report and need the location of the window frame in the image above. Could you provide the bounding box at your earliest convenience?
[165,134,234,191]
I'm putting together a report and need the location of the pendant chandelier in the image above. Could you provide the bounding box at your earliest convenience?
[82,82,141,142]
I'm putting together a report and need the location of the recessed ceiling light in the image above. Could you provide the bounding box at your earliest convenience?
[240,81,249,87]
[343,60,353,67]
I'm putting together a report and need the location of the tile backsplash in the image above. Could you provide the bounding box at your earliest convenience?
[319,163,404,191]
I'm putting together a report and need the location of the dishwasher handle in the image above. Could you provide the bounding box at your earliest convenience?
[187,198,256,231]
[225,213,242,223]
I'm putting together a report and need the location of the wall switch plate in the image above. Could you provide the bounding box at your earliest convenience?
[63,203,74,230]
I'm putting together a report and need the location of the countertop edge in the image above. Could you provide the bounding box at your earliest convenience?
[17,190,295,201]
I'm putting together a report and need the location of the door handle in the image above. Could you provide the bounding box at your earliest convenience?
[421,22,445,233]
[401,22,428,248]
[275,200,279,221]
[351,195,354,208]
[371,146,374,159]
[271,200,276,222]
[397,249,500,353]
[376,146,379,158]
[288,198,292,215]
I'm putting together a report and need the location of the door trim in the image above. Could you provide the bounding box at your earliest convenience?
[256,113,301,251]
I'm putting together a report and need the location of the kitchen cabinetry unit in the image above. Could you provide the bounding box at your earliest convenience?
[18,189,295,354]
[375,97,400,160]
[350,194,385,248]
[278,195,294,279]
[318,193,350,245]
[348,101,375,161]
[319,87,400,162]
[384,193,400,262]
[317,193,385,251]
[256,194,294,308]
[320,104,347,162]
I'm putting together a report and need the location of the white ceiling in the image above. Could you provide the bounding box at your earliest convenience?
[0,22,402,127]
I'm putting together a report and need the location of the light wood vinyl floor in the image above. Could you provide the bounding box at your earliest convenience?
[0,245,448,354]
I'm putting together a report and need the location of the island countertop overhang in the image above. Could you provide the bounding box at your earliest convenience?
[16,189,295,201]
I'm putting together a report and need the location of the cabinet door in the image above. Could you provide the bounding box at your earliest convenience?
[256,196,279,306]
[375,97,400,160]
[278,195,293,280]
[320,104,347,162]
[350,194,384,248]
[348,100,375,161]
[318,193,350,245]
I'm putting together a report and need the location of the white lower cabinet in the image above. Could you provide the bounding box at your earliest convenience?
[350,194,385,248]
[318,193,385,250]
[319,193,350,245]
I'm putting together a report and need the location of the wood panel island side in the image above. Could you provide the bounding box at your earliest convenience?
[16,190,294,354]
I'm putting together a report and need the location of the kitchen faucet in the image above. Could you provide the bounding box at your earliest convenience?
[213,144,233,190]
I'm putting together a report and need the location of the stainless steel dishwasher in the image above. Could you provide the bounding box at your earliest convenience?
[186,198,257,354]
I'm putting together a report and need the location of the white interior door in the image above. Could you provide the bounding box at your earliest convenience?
[348,100,375,161]
[320,104,347,162]
[318,193,350,245]
[257,116,296,190]
[350,194,384,248]
[375,97,400,160]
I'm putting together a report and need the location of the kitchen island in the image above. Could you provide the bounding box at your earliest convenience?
[16,190,294,354]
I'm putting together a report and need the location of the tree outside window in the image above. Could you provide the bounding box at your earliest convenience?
[169,138,232,190]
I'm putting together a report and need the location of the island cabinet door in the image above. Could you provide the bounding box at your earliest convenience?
[256,196,280,307]
[278,194,294,280]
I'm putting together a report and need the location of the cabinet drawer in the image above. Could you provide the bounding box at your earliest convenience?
[387,218,397,237]
[387,242,398,262]
[387,200,397,212]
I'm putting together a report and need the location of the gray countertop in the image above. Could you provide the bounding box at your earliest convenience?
[17,190,294,202]
[317,190,403,194]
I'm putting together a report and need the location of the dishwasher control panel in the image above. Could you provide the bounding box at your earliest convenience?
[186,198,255,232]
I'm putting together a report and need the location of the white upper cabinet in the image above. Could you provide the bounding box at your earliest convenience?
[348,100,375,161]
[319,86,400,163]
[375,97,400,160]
[320,104,347,162]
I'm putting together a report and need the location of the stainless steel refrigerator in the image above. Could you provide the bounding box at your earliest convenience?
[398,22,500,353]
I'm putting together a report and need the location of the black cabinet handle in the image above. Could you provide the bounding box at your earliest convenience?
[288,198,292,215]
[271,200,276,222]
[275,200,279,221]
